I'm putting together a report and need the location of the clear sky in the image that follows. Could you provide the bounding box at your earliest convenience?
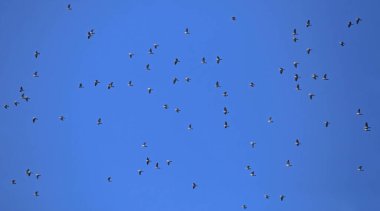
[1,0,380,210]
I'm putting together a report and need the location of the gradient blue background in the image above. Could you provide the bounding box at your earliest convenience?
[1,0,379,210]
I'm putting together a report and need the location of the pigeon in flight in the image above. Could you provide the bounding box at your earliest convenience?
[295,139,300,146]
[97,118,102,125]
[363,122,370,131]
[192,182,197,189]
[138,169,143,175]
[3,104,9,109]
[292,36,299,42]
[175,108,181,113]
[20,86,24,92]
[293,61,299,69]
[215,81,221,88]
[79,83,84,88]
[250,141,256,148]
[174,58,180,65]
[163,104,169,109]
[187,124,193,130]
[34,191,39,197]
[292,28,298,36]
[340,41,345,47]
[267,117,273,123]
[173,77,179,84]
[286,160,292,167]
[32,117,38,123]
[312,74,320,80]
[87,29,95,39]
[107,177,112,182]
[223,107,229,115]
[11,179,16,185]
[155,162,160,169]
[141,142,148,148]
[185,77,191,82]
[148,48,154,55]
[128,52,134,58]
[279,67,284,74]
[14,101,20,107]
[201,57,207,64]
[33,72,39,77]
[348,21,353,28]
[306,19,311,27]
[222,91,228,97]
[322,74,329,80]
[241,205,247,209]
[306,48,312,54]
[250,171,256,176]
[280,195,285,201]
[67,4,72,10]
[357,165,364,171]
[324,121,330,127]
[356,17,362,24]
[265,194,270,199]
[246,165,251,170]
[34,51,40,59]
[147,88,153,94]
[296,84,301,91]
[107,82,114,89]
[146,64,151,71]
[224,121,229,128]
[166,160,173,165]
[146,157,150,165]
[356,109,363,116]
[184,28,190,35]
[128,81,134,87]
[26,169,32,176]
[308,93,315,100]
[249,82,255,87]
[153,43,159,49]
[94,80,100,86]
[231,16,237,21]
[21,94,30,102]
[216,56,222,64]
[35,174,41,180]
[58,116,65,121]
[294,74,299,81]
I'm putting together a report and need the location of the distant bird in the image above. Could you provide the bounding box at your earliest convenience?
[308,93,315,100]
[185,77,191,82]
[322,74,329,80]
[192,182,197,189]
[19,86,24,92]
[148,48,154,55]
[296,84,301,91]
[249,82,255,87]
[14,101,20,106]
[67,4,72,10]
[87,29,95,39]
[286,160,292,167]
[201,57,207,64]
[231,16,237,21]
[267,117,273,123]
[294,74,299,81]
[128,81,134,87]
[348,21,353,28]
[363,122,370,131]
[187,124,193,130]
[94,80,100,86]
[279,67,284,74]
[265,194,270,199]
[216,56,222,64]
[173,77,179,84]
[146,64,151,71]
[241,204,247,209]
[79,83,84,88]
[128,52,134,58]
[97,118,102,125]
[215,81,221,88]
[280,195,285,201]
[147,88,153,94]
[306,48,312,54]
[293,61,299,69]
[356,17,362,24]
[26,169,32,176]
[357,165,364,171]
[58,116,64,121]
[163,104,169,109]
[306,19,311,27]
[153,43,159,49]
[250,171,256,176]
[223,107,229,115]
[34,51,40,59]
[137,169,143,175]
[295,139,301,146]
[107,177,112,182]
[33,71,39,77]
[141,142,148,148]
[250,141,256,148]
[32,117,38,123]
[107,82,114,89]
[184,28,190,35]
[175,108,181,113]
[246,165,251,170]
[222,91,228,97]
[3,104,9,109]
[166,160,173,165]
[146,157,150,165]
[356,109,363,116]
[21,94,30,102]
[292,28,297,35]
[11,179,16,185]
[35,174,41,180]
[155,162,160,169]
[292,36,299,42]
[174,58,180,65]
[324,121,330,127]
[34,191,39,197]
[224,121,229,128]
[339,41,345,47]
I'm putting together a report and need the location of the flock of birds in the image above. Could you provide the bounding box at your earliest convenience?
[2,3,371,209]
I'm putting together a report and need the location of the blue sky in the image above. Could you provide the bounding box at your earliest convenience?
[1,0,380,210]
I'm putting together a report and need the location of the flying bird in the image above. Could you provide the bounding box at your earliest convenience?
[339,41,345,47]
[249,82,255,87]
[356,17,362,24]
[192,182,197,189]
[286,160,292,167]
[222,91,228,97]
[174,58,180,65]
[153,43,159,49]
[279,67,284,74]
[295,139,301,146]
[146,64,151,71]
[187,124,193,130]
[267,117,273,124]
[67,4,72,10]
[306,19,311,27]
[87,29,95,39]
[250,171,256,176]
[58,116,65,121]
[11,179,16,185]
[348,21,353,28]
[147,88,153,94]
[250,141,256,148]
[97,118,102,125]
[308,93,315,100]
[184,28,190,35]
[280,195,285,201]
[201,57,207,64]
[224,121,229,128]
[128,52,134,58]
[292,36,299,42]
[246,165,251,170]
[94,80,100,86]
[107,177,112,182]
[34,191,39,197]
[356,109,363,116]
[292,28,297,35]
[34,51,40,59]
[19,86,24,92]
[128,81,134,87]
[3,104,9,109]
[185,77,191,82]
[107,82,114,89]
[296,84,301,91]
[294,74,299,81]
[306,48,312,54]
[357,165,364,171]
[265,194,270,199]
[175,108,181,113]
[166,160,173,165]
[231,16,237,21]
[26,169,32,176]
[155,162,160,169]
[163,104,169,109]
[138,169,143,175]
[33,72,39,77]
[172,77,179,84]
[14,101,20,106]
[364,122,370,131]
[79,83,84,88]
[146,157,150,165]
[35,174,41,180]
[32,117,38,123]
[322,74,329,80]
[148,48,154,55]
[216,56,222,64]
[141,142,148,148]
[293,61,299,68]
[223,107,229,115]
[215,81,221,88]
[324,121,330,127]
